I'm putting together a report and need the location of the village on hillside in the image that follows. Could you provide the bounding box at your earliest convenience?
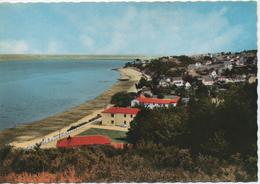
[56,50,258,148]
[108,49,257,113]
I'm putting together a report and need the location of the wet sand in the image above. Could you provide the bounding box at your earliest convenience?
[0,67,142,147]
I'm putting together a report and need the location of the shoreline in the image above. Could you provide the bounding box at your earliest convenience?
[0,67,142,147]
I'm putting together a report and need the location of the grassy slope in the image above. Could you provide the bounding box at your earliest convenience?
[78,128,127,143]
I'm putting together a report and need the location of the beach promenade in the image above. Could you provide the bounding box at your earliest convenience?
[0,67,142,148]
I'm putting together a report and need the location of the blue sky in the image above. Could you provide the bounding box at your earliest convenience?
[0,2,257,55]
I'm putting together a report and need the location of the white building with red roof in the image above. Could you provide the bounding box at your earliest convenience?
[131,96,180,109]
[101,107,140,127]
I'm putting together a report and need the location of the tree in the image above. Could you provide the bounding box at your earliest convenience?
[110,92,136,107]
[136,77,152,89]
[186,97,218,154]
[127,107,188,147]
[216,83,257,156]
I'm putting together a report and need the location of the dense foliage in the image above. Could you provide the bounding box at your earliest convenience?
[128,82,257,180]
[110,92,136,107]
[0,142,256,182]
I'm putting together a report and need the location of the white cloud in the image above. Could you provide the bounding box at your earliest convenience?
[0,40,29,54]
[79,6,246,55]
[0,5,251,55]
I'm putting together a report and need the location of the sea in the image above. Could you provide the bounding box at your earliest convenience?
[0,60,127,130]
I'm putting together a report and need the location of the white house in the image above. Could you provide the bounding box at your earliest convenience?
[195,62,202,68]
[171,77,184,87]
[205,60,212,65]
[185,82,191,89]
[158,79,169,87]
[224,61,233,70]
[165,78,171,83]
[218,76,228,83]
[236,57,245,66]
[202,76,214,86]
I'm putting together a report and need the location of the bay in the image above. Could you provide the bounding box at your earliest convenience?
[0,60,127,130]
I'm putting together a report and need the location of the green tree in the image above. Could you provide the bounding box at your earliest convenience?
[217,83,257,156]
[127,107,188,147]
[110,92,136,107]
[186,97,218,154]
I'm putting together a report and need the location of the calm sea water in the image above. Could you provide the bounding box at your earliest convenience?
[0,60,127,130]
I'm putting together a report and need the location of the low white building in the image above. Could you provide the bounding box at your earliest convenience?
[224,61,233,70]
[205,60,212,65]
[171,77,184,87]
[195,62,202,68]
[131,96,180,109]
[218,76,228,83]
[236,57,245,66]
[202,76,214,86]
[158,79,169,87]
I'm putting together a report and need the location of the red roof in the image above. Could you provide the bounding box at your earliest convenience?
[136,96,180,104]
[56,135,111,148]
[102,107,140,114]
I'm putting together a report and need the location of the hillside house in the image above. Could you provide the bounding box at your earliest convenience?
[205,60,212,65]
[101,107,140,127]
[195,62,202,68]
[171,77,184,87]
[202,76,214,86]
[185,82,191,89]
[236,57,246,66]
[158,79,169,87]
[210,70,218,79]
[131,96,180,109]
[224,61,233,70]
[218,76,228,83]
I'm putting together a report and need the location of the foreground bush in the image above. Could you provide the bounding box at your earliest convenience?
[0,144,257,182]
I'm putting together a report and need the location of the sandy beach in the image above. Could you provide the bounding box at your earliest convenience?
[0,67,142,148]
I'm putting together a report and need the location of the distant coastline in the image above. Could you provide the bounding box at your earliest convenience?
[0,54,154,61]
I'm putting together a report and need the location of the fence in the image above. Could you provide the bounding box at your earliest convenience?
[25,118,101,150]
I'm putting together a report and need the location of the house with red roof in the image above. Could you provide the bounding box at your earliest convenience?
[101,107,140,127]
[56,135,111,148]
[131,96,180,109]
[56,135,131,149]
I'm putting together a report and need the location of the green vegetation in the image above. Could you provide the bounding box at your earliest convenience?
[174,55,196,66]
[79,128,127,143]
[127,82,257,181]
[0,142,255,182]
[110,91,136,107]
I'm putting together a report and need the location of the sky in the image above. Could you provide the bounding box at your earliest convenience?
[0,2,257,55]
